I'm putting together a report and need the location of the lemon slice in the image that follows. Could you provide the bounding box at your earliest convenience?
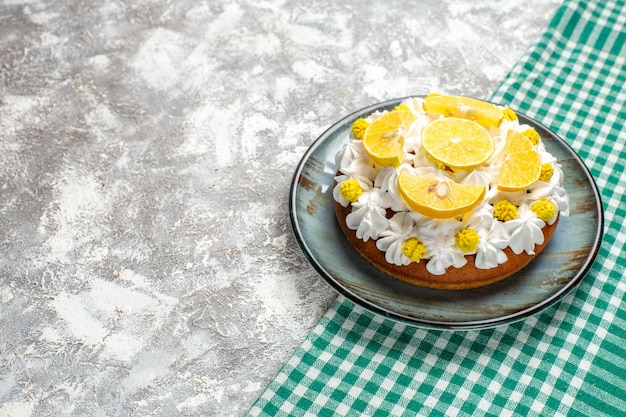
[362,110,414,167]
[423,94,504,128]
[497,130,542,192]
[421,118,495,171]
[398,172,486,218]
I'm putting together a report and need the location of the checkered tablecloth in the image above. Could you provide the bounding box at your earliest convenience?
[248,1,626,415]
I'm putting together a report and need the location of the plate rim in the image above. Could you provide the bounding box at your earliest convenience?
[289,96,604,330]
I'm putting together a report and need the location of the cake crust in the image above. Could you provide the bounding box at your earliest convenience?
[334,199,559,290]
[332,96,567,290]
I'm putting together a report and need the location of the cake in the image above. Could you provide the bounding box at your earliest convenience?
[333,94,569,290]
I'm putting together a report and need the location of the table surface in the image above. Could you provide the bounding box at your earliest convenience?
[0,1,561,415]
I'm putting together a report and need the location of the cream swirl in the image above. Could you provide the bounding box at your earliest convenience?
[345,188,389,242]
[418,219,467,275]
[462,204,509,269]
[332,174,372,208]
[333,140,378,207]
[502,203,546,255]
[373,165,413,212]
[375,212,424,266]
[335,140,376,177]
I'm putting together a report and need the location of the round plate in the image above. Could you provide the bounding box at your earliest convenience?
[289,97,603,330]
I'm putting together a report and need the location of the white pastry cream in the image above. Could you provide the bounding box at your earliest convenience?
[333,96,569,275]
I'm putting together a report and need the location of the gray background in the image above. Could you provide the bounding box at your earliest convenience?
[0,0,560,415]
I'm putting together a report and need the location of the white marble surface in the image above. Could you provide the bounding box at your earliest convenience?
[0,0,560,415]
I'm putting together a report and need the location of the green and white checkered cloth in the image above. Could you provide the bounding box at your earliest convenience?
[248,1,626,415]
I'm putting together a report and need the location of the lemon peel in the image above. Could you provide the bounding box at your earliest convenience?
[397,173,486,219]
[403,238,426,262]
[497,129,542,192]
[421,118,495,171]
[493,200,518,221]
[339,179,363,202]
[362,110,413,167]
[393,104,411,112]
[455,228,480,252]
[423,94,504,128]
[502,107,517,121]
[427,155,452,172]
[531,199,556,222]
[351,118,369,140]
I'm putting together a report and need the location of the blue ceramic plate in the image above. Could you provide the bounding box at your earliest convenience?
[289,97,603,330]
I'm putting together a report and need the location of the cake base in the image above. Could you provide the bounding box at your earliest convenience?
[335,201,559,290]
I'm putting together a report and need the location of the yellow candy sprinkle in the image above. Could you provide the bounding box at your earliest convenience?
[339,179,363,202]
[522,128,540,146]
[493,199,518,221]
[455,228,480,252]
[403,238,426,262]
[351,118,369,140]
[502,107,517,121]
[539,163,554,182]
[531,199,556,222]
